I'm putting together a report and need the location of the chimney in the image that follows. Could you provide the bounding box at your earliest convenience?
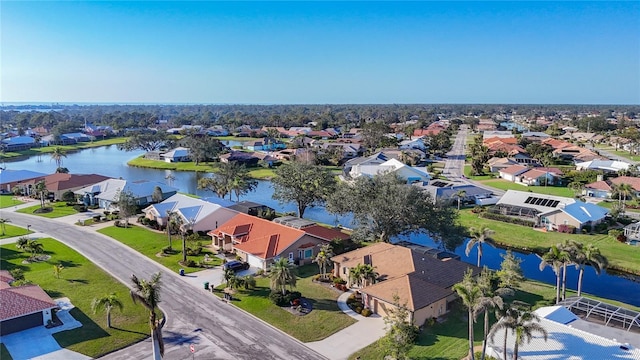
[364,254,372,265]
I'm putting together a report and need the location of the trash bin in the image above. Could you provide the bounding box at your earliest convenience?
[179,268,185,276]
[204,281,209,290]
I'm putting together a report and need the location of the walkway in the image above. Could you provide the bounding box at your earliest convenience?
[306,290,386,360]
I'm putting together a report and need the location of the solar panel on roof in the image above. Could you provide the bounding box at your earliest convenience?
[525,197,534,204]
[550,200,559,207]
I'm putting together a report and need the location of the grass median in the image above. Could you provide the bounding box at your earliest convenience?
[214,264,356,342]
[0,238,149,358]
[0,195,24,209]
[98,224,221,273]
[0,224,32,239]
[17,202,79,218]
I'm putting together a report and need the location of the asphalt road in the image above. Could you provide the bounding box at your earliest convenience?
[2,212,326,360]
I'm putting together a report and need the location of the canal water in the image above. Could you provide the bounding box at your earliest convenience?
[4,146,640,306]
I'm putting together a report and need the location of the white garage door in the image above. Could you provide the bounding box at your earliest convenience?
[246,254,264,269]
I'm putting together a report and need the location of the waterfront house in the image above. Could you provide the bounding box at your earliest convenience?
[0,169,48,194]
[21,173,111,200]
[143,193,237,232]
[74,179,178,209]
[583,176,640,199]
[1,136,36,151]
[349,158,430,184]
[161,147,191,162]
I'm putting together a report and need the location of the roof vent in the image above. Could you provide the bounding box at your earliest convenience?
[421,257,425,261]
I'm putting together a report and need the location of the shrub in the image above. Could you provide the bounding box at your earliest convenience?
[162,246,173,254]
[346,294,357,305]
[255,268,265,276]
[557,224,576,234]
[424,317,437,327]
[73,204,88,212]
[61,190,76,202]
[333,277,346,285]
[582,224,592,233]
[183,259,197,267]
[479,212,535,227]
[186,242,202,256]
[361,308,372,317]
[594,222,608,233]
[103,211,111,216]
[355,307,362,314]
[269,291,287,306]
[114,220,122,227]
[93,214,102,221]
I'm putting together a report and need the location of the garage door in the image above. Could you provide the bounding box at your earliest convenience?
[246,254,264,269]
[1,312,43,336]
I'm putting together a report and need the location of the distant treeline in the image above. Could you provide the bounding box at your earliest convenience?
[1,104,639,133]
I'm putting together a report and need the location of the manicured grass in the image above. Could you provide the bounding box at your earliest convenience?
[0,344,13,360]
[458,210,640,275]
[0,195,24,209]
[464,164,495,180]
[478,179,575,198]
[215,264,356,342]
[0,224,32,239]
[597,200,640,213]
[247,168,276,179]
[0,138,128,159]
[98,225,221,273]
[127,156,214,172]
[214,136,265,142]
[349,278,639,359]
[16,202,79,218]
[0,239,149,358]
[594,144,640,162]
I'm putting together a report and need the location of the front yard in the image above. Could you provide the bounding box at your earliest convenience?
[458,210,640,275]
[16,202,80,218]
[215,264,356,342]
[98,224,221,273]
[0,224,32,239]
[0,195,24,209]
[0,238,149,358]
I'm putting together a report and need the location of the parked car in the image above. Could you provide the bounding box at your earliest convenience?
[224,260,250,272]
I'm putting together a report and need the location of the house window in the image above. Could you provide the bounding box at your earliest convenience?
[288,252,294,261]
[298,250,304,259]
[304,249,313,259]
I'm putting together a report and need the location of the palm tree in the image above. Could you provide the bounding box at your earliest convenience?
[91,293,124,328]
[53,263,64,279]
[35,180,48,209]
[538,245,568,304]
[15,236,29,251]
[612,183,635,213]
[0,218,10,236]
[130,273,165,360]
[453,269,482,360]
[165,210,175,250]
[24,239,44,260]
[50,147,67,168]
[509,308,548,360]
[360,264,378,287]
[270,257,297,295]
[475,268,504,360]
[465,227,494,267]
[313,244,334,280]
[575,243,608,296]
[489,306,519,360]
[455,190,467,210]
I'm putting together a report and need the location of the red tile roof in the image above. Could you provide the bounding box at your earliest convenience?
[500,164,528,175]
[585,180,611,191]
[303,225,351,241]
[483,137,518,145]
[520,169,551,180]
[209,213,305,260]
[586,176,640,192]
[0,284,57,321]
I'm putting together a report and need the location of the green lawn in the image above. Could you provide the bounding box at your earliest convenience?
[458,210,640,275]
[98,225,221,273]
[215,265,356,342]
[247,168,276,179]
[0,224,32,239]
[0,138,128,159]
[17,202,80,218]
[594,144,640,162]
[349,279,639,360]
[0,344,13,360]
[0,195,23,209]
[127,156,214,172]
[479,179,575,197]
[464,164,495,180]
[597,200,640,213]
[0,239,148,358]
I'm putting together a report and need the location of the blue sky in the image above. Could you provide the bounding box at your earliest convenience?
[2,1,639,104]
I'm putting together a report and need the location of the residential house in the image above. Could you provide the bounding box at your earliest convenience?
[482,131,514,139]
[74,179,178,209]
[208,213,327,269]
[272,216,351,242]
[307,130,335,140]
[498,165,529,182]
[415,180,499,206]
[413,122,446,137]
[0,270,58,335]
[487,157,519,173]
[398,137,427,151]
[623,222,640,242]
[1,136,36,151]
[331,243,480,326]
[206,126,230,137]
[0,169,48,194]
[575,160,631,173]
[521,131,551,143]
[495,190,577,221]
[228,201,275,218]
[539,202,609,232]
[583,176,640,199]
[22,173,111,200]
[161,147,191,162]
[349,158,430,183]
[61,133,90,143]
[143,193,238,232]
[243,138,286,152]
[518,168,560,186]
[342,152,390,178]
[219,151,260,166]
[321,142,363,161]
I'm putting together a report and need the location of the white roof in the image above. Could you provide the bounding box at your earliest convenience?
[487,306,640,360]
[162,147,190,158]
[575,160,631,172]
[75,179,178,201]
[497,190,575,213]
[354,158,430,180]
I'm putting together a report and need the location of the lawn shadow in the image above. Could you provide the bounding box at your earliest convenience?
[66,279,90,284]
[53,307,110,347]
[305,297,342,312]
[111,326,148,336]
[513,288,550,308]
[45,290,65,298]
[58,260,80,269]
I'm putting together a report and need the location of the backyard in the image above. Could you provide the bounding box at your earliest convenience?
[458,210,640,275]
[0,138,128,159]
[98,224,221,273]
[0,238,149,358]
[478,179,576,197]
[349,279,639,360]
[214,264,356,342]
[127,156,276,179]
[17,202,80,218]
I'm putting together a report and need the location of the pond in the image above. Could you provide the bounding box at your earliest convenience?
[5,146,640,306]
